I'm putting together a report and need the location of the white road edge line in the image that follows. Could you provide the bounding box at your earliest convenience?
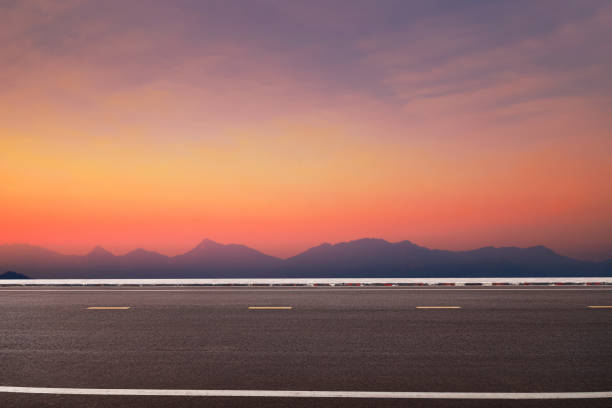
[0,387,611,399]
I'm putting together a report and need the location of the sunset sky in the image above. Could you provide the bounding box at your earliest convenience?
[2,0,611,260]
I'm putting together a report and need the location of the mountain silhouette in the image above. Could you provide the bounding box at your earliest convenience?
[0,238,610,278]
[0,271,29,279]
[283,239,602,278]
[172,239,283,277]
[283,238,452,277]
[87,245,115,258]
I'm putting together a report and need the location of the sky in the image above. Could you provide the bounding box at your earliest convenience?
[1,0,611,260]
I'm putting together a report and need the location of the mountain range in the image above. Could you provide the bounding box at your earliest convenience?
[1,238,610,278]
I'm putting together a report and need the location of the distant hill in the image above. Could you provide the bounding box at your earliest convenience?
[0,271,29,279]
[0,238,610,278]
[172,239,282,277]
[0,239,284,279]
[283,239,601,278]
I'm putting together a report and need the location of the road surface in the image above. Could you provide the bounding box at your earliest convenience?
[1,286,611,407]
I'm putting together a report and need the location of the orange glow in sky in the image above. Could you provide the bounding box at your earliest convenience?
[2,1,611,260]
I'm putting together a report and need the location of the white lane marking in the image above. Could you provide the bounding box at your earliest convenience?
[0,386,610,399]
[1,288,611,292]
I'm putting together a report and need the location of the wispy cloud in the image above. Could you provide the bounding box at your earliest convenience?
[358,2,612,126]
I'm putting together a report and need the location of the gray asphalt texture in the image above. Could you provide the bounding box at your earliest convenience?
[1,287,612,408]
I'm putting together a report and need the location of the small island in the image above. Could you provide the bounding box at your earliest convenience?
[0,271,29,279]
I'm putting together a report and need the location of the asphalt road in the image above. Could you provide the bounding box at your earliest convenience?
[1,287,612,408]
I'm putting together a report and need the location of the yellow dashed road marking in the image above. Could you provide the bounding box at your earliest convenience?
[248,306,292,310]
[416,306,461,309]
[87,307,131,310]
